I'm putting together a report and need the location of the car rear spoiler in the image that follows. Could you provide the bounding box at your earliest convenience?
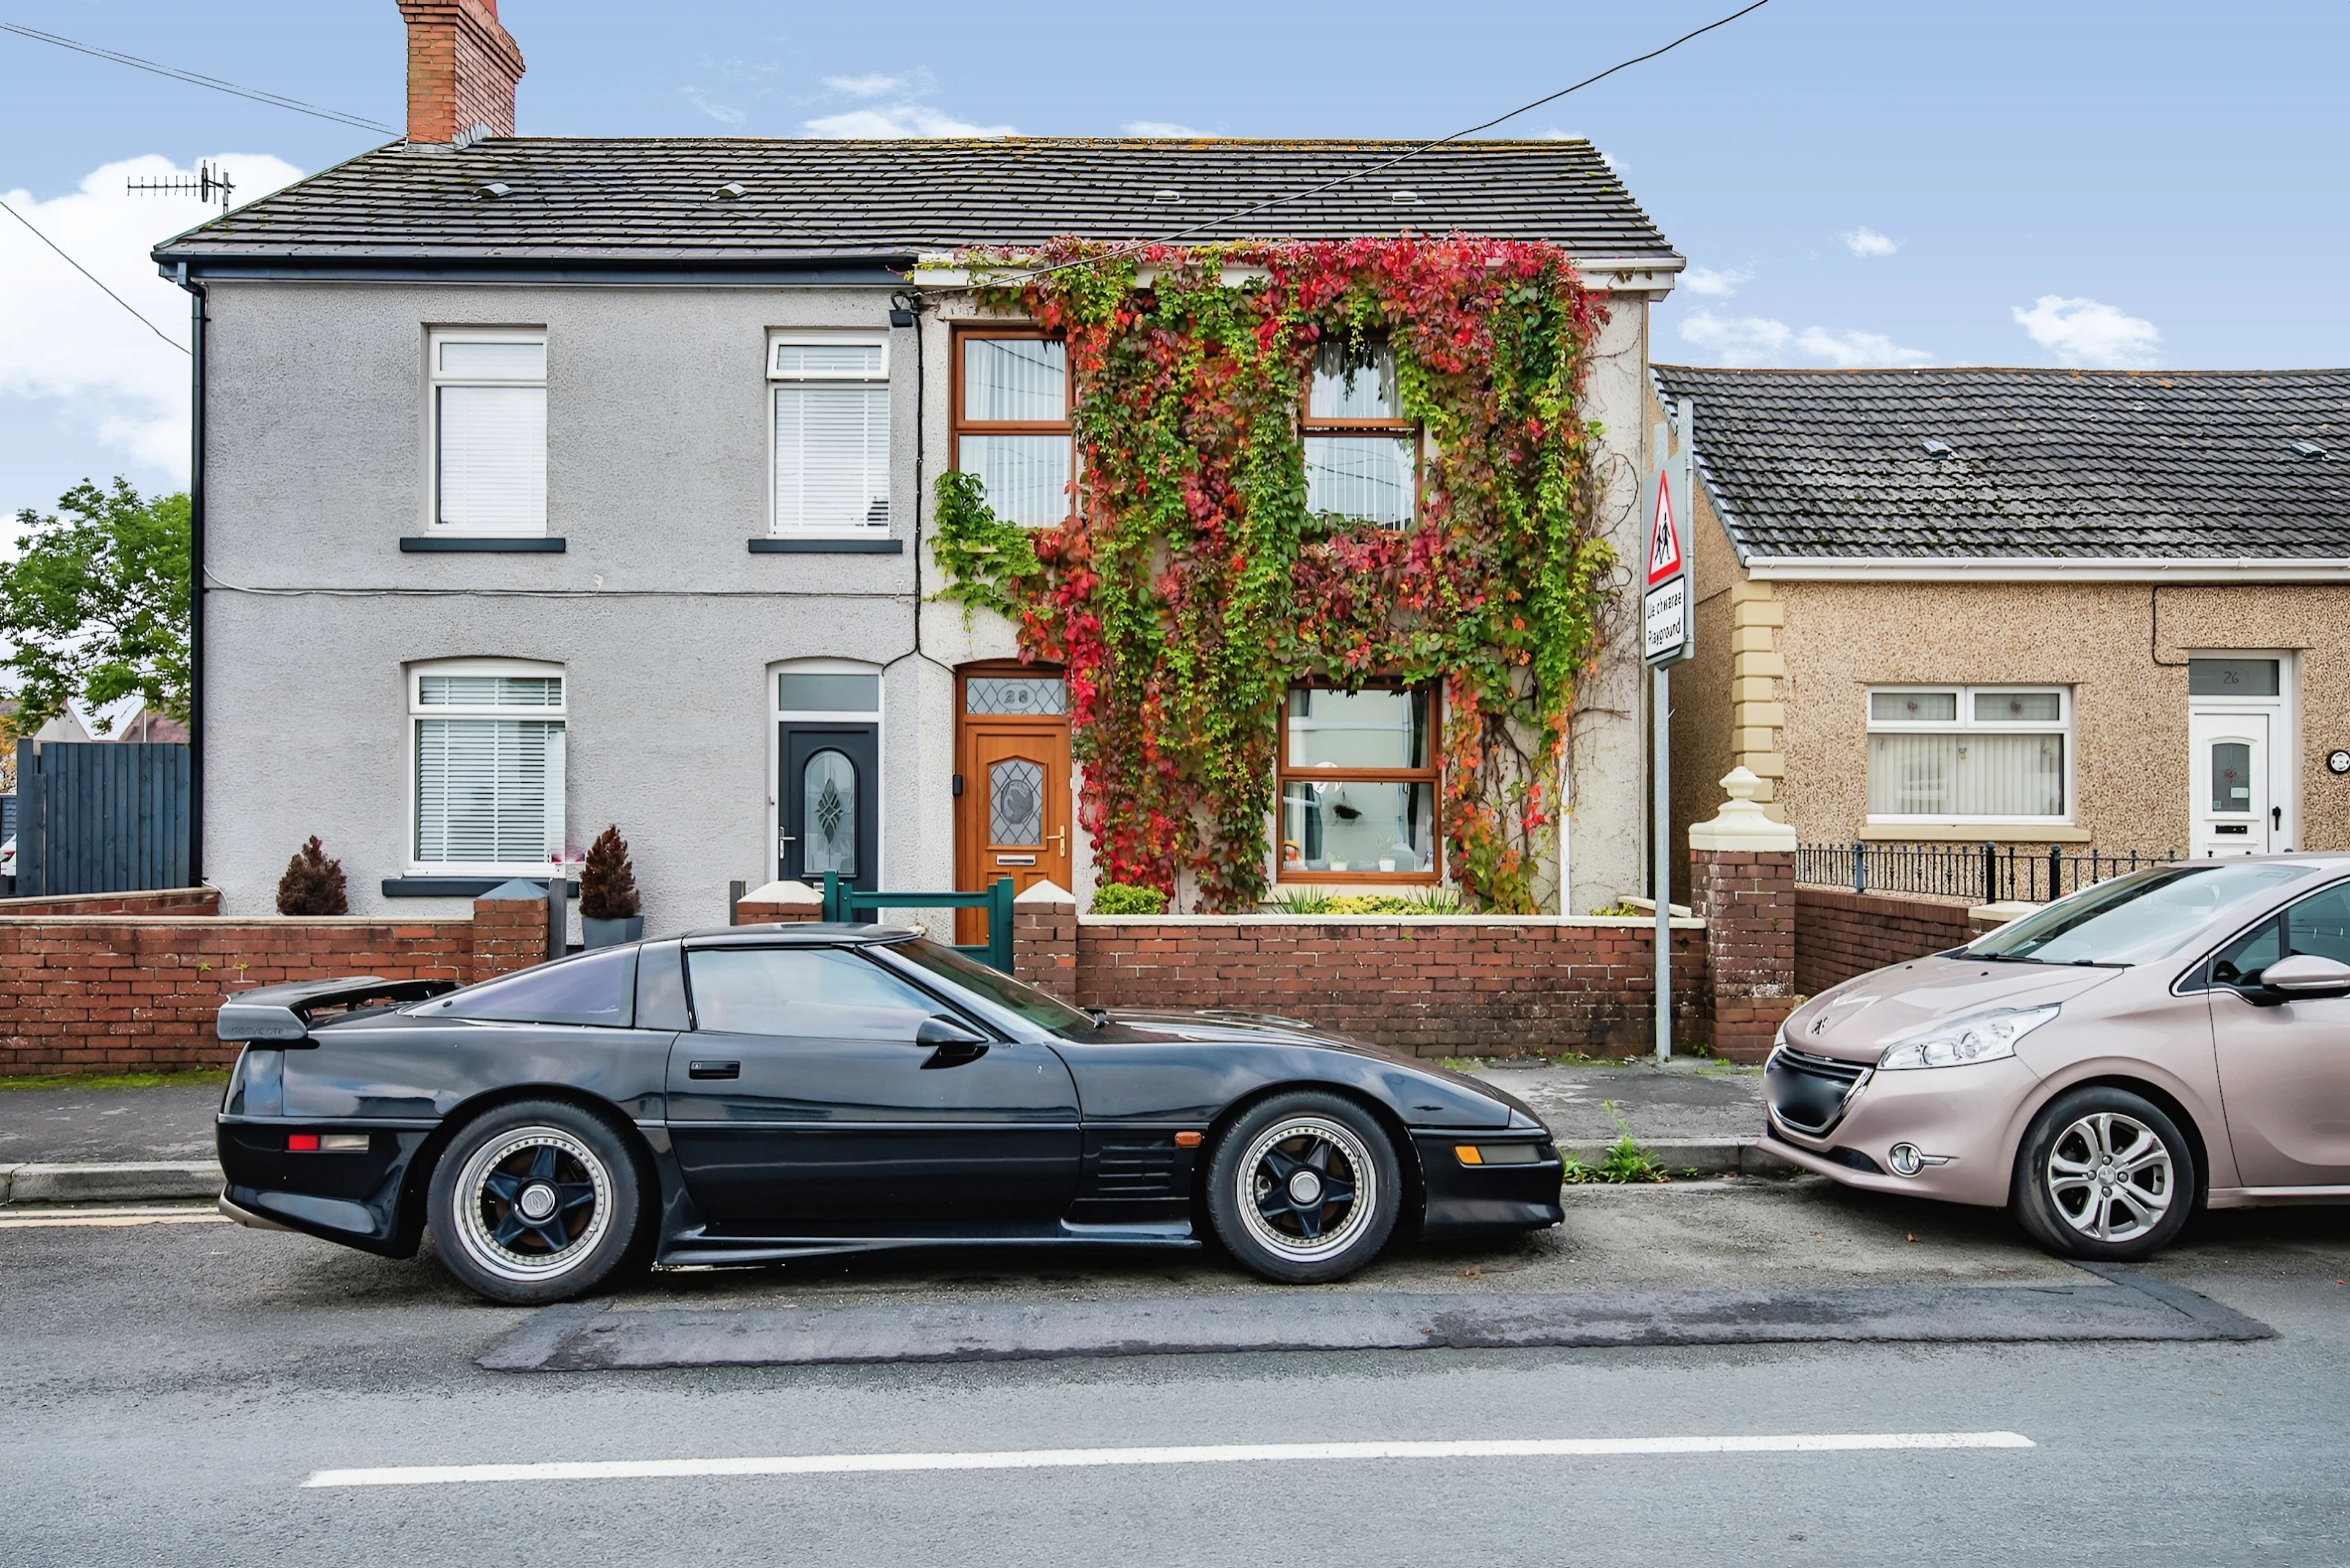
[217,976,461,1042]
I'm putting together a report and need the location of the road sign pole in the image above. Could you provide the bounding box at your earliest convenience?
[1654,660,1671,1064]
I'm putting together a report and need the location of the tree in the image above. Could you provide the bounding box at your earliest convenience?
[276,837,349,916]
[0,479,191,734]
[578,825,641,920]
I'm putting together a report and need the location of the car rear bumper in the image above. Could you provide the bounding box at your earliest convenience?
[217,1116,433,1256]
[1413,1132,1564,1236]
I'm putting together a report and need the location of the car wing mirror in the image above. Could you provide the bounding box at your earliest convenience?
[916,1014,990,1067]
[2259,954,2350,999]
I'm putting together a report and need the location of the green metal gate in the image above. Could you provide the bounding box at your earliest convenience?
[819,871,1016,973]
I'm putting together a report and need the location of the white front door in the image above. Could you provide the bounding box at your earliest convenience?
[2191,711,2271,856]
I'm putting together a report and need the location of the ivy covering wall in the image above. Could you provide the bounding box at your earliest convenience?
[933,237,1614,914]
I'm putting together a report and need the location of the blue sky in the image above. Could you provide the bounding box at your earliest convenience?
[4,0,2347,529]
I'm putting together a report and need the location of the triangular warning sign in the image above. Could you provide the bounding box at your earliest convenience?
[1646,474,1682,585]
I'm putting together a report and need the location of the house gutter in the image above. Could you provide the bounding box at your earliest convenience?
[1742,557,2350,583]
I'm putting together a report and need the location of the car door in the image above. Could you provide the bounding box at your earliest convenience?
[2203,880,2350,1186]
[664,943,1081,1231]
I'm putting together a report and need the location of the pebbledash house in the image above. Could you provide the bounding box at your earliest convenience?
[153,0,1692,936]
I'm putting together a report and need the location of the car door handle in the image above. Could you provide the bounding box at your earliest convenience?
[687,1060,740,1080]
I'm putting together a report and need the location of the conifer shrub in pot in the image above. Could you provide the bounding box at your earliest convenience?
[276,837,349,916]
[578,825,643,946]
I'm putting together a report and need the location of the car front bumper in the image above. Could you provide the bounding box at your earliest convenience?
[1413,1132,1564,1236]
[1764,1053,2039,1208]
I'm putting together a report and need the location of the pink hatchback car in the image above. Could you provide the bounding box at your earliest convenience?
[1766,854,2350,1261]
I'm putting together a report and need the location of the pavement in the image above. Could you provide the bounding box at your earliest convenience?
[0,1058,1772,1203]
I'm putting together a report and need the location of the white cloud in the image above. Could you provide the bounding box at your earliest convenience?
[1793,326,1932,368]
[804,103,1016,137]
[1679,311,1930,368]
[824,73,908,99]
[682,88,747,126]
[1121,121,1199,138]
[2011,294,2162,368]
[1681,265,1753,298]
[1,153,304,486]
[1840,226,1900,258]
[1677,312,1792,364]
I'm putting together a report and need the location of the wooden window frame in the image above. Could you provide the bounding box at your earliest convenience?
[1300,340,1422,529]
[950,325,1076,528]
[1275,681,1443,884]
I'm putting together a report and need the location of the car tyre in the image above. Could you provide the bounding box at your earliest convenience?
[2010,1086,2196,1262]
[427,1099,644,1304]
[1206,1092,1403,1283]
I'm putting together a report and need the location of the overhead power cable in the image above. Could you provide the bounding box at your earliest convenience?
[0,196,188,354]
[0,21,396,134]
[962,0,1774,290]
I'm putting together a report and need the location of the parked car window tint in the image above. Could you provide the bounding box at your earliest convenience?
[2209,918,2285,989]
[687,947,939,1040]
[422,946,636,1027]
[883,937,1097,1037]
[1970,862,2318,965]
[2208,884,2350,988]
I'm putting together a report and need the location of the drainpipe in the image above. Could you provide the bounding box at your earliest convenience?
[175,261,206,888]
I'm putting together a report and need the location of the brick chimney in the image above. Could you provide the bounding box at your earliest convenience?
[397,0,525,145]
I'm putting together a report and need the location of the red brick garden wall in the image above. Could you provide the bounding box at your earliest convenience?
[1051,916,1709,1059]
[0,887,223,918]
[1794,887,1990,994]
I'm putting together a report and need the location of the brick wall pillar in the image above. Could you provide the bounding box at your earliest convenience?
[1690,766,1798,1063]
[471,879,550,979]
[1010,879,1078,1001]
[734,879,823,924]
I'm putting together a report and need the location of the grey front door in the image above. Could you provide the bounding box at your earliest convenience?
[781,723,878,890]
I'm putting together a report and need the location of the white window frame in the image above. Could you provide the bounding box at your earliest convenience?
[426,328,548,536]
[1865,684,2074,825]
[406,657,568,876]
[767,657,886,880]
[766,332,893,538]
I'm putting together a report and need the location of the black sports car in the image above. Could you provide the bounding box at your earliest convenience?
[214,923,1564,1303]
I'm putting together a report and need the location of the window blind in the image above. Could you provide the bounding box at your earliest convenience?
[960,435,1069,526]
[774,385,890,530]
[415,718,565,864]
[1305,435,1415,527]
[963,339,1066,421]
[438,385,546,530]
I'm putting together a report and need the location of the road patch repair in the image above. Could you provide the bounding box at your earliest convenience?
[482,1264,2269,1372]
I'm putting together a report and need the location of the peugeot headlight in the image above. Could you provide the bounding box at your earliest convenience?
[1876,1004,2057,1071]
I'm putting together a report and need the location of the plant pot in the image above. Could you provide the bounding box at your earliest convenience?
[581,915,644,949]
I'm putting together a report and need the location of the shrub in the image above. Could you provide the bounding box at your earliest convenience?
[275,836,348,916]
[1090,882,1169,916]
[1259,889,1465,915]
[578,825,641,920]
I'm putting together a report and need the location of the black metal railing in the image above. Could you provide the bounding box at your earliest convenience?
[1796,841,2177,905]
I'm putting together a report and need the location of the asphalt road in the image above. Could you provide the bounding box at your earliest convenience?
[5,1185,2348,1567]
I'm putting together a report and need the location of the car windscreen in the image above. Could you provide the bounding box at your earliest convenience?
[411,945,637,1027]
[882,937,1098,1037]
[1966,862,2321,966]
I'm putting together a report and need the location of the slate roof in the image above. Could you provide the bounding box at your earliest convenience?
[1651,365,2350,562]
[156,137,1676,266]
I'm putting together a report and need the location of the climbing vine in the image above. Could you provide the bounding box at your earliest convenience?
[934,237,1614,913]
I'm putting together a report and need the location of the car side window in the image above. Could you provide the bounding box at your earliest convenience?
[685,947,944,1040]
[428,946,636,1027]
[2207,883,2350,990]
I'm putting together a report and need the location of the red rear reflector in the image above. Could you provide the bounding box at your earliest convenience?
[286,1133,320,1152]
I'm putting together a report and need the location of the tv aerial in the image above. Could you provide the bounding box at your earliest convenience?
[125,160,234,207]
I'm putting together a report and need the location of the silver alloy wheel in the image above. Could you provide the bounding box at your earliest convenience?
[1235,1115,1378,1264]
[2045,1110,2174,1242]
[452,1126,614,1284]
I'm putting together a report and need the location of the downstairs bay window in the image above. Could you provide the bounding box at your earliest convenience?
[1865,686,2070,823]
[410,661,567,873]
[1278,685,1439,881]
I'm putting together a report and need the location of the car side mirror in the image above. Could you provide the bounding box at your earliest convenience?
[2260,954,2350,1000]
[916,1015,988,1047]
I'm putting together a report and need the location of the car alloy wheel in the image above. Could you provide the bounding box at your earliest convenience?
[2044,1111,2173,1243]
[1237,1116,1378,1264]
[453,1126,614,1283]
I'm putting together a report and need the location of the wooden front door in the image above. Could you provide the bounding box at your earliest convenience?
[955,669,1073,941]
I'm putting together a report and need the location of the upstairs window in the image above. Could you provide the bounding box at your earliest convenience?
[1866,686,2070,821]
[1304,341,1418,528]
[411,661,567,872]
[430,330,546,533]
[1278,685,1439,881]
[770,335,892,533]
[953,330,1072,526]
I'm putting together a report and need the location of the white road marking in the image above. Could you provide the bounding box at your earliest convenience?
[0,1209,229,1229]
[305,1431,2035,1488]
